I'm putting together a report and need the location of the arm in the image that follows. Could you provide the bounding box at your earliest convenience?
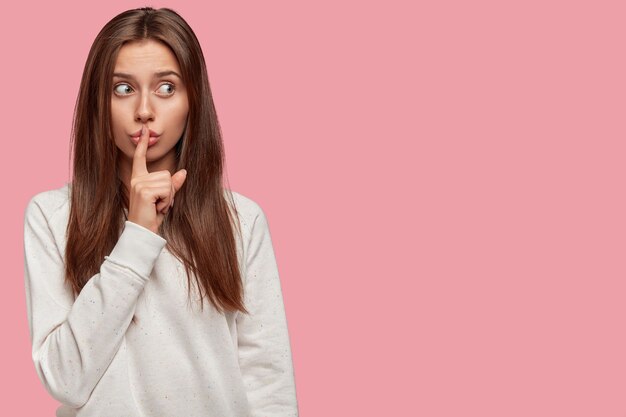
[236,206,299,417]
[23,197,166,408]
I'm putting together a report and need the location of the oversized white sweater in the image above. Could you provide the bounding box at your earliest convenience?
[23,183,298,417]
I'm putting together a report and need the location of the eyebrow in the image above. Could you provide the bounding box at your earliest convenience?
[112,70,182,80]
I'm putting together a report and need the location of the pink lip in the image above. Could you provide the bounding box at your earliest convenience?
[130,134,160,147]
[130,128,160,138]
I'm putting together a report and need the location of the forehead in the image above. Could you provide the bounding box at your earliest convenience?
[114,39,181,72]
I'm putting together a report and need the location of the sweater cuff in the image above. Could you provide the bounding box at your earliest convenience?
[106,221,167,279]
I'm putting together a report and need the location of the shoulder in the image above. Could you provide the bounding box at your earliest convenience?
[23,183,71,259]
[24,182,71,222]
[223,188,270,234]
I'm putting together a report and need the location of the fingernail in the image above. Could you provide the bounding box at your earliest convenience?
[141,125,146,134]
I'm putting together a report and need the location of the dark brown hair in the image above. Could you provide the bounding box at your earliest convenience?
[65,6,248,315]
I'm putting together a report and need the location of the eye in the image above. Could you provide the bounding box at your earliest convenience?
[157,83,175,96]
[113,83,133,95]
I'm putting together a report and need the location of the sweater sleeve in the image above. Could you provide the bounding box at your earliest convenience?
[23,197,167,409]
[236,206,299,417]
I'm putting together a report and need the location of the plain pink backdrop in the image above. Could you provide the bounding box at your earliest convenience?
[3,0,626,415]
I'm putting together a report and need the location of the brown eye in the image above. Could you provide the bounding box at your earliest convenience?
[157,83,175,96]
[114,83,133,95]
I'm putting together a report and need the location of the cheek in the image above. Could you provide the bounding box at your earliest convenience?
[110,102,126,130]
[109,102,132,148]
[163,100,189,128]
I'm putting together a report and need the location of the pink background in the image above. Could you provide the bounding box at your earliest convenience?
[2,0,625,415]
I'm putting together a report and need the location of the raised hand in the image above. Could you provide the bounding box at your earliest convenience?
[127,125,187,234]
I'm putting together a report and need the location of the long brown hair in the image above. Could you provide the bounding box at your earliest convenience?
[65,6,248,315]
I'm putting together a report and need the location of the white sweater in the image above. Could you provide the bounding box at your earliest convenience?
[23,183,298,417]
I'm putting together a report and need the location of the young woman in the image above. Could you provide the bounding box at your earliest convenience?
[23,7,298,417]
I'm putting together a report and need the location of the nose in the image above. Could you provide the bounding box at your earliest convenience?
[134,92,154,123]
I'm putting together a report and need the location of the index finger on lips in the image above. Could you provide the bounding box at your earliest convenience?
[132,125,149,179]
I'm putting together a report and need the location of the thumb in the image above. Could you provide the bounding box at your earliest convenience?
[172,169,188,192]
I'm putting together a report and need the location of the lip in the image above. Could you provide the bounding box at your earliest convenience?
[130,128,160,147]
[131,128,160,138]
[130,134,160,147]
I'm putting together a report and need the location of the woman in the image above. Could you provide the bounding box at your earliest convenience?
[23,6,298,417]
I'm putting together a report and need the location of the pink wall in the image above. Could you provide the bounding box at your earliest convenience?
[3,0,626,415]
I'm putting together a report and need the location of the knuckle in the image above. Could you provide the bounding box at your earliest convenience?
[139,187,152,199]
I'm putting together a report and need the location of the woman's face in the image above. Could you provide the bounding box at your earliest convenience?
[111,39,189,167]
